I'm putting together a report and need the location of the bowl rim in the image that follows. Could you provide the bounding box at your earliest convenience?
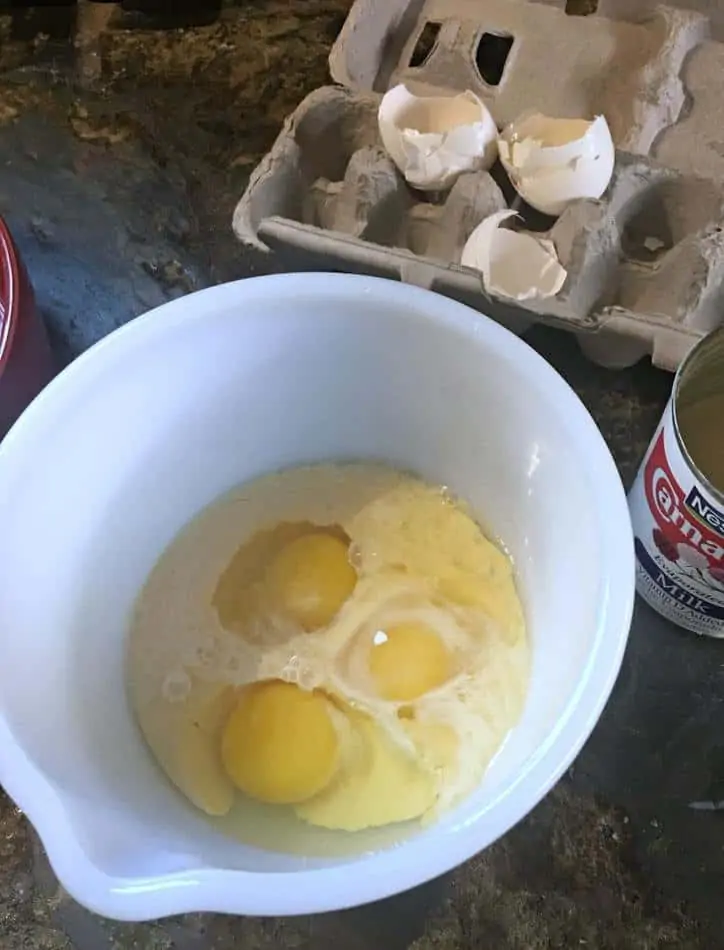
[0,272,635,921]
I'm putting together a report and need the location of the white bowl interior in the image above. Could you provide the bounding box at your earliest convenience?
[0,275,630,909]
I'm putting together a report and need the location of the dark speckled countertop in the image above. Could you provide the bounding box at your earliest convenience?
[0,2,721,948]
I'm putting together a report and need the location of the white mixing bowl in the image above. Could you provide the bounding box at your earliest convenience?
[0,274,634,921]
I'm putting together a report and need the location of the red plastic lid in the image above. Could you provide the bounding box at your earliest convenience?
[0,217,18,376]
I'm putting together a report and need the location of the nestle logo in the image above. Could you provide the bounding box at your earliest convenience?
[686,487,724,538]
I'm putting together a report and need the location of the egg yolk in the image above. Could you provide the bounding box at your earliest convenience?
[221,680,339,805]
[369,622,451,702]
[265,532,357,630]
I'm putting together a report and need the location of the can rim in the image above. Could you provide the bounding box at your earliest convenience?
[671,325,724,506]
[0,217,19,377]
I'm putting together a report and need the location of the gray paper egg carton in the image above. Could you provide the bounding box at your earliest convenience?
[233,0,724,371]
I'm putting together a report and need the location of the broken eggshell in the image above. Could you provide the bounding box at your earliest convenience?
[378,84,498,192]
[461,209,568,301]
[498,113,615,217]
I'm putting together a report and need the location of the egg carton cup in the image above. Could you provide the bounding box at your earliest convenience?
[233,0,724,371]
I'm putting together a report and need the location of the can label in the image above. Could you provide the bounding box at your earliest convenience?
[629,402,724,636]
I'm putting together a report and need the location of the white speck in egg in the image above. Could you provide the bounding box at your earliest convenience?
[161,669,191,703]
[439,485,455,505]
[347,541,364,570]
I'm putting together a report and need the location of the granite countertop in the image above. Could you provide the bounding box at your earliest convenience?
[0,2,721,948]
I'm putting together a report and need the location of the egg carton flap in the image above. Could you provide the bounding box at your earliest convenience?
[233,0,724,370]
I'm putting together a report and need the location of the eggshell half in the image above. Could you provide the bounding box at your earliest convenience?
[461,210,568,301]
[378,84,498,191]
[498,113,615,217]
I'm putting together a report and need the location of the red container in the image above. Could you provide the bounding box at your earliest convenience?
[0,218,56,438]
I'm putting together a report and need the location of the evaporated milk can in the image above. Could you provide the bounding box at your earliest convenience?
[629,326,724,636]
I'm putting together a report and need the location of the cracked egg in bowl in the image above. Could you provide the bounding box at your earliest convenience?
[129,467,530,852]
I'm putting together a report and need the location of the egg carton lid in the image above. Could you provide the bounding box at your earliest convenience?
[234,0,724,371]
[329,0,696,127]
